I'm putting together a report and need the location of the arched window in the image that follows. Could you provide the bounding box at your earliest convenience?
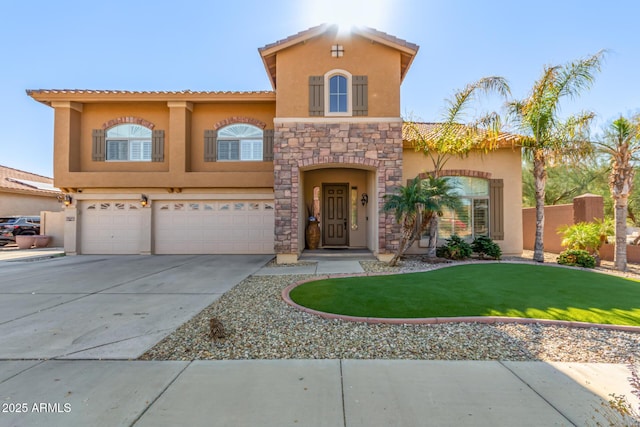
[323,70,353,116]
[328,75,348,113]
[217,124,263,161]
[106,124,152,161]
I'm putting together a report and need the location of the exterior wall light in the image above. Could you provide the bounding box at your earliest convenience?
[140,194,149,207]
[360,193,368,206]
[63,194,73,206]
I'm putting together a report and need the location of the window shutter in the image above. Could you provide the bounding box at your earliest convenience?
[92,129,105,161]
[352,75,368,116]
[263,129,274,161]
[309,76,324,116]
[490,179,504,240]
[152,130,164,162]
[204,129,217,162]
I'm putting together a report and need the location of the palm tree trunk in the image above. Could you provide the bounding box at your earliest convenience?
[389,216,417,266]
[533,153,546,262]
[389,211,435,266]
[614,195,628,271]
[426,216,439,257]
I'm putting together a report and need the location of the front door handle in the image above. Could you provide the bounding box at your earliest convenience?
[344,219,347,229]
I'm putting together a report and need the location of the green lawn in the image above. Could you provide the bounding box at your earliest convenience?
[288,264,640,326]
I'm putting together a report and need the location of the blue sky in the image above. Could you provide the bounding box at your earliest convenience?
[2,0,638,177]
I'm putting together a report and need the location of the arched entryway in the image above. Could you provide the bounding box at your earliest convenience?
[302,167,375,249]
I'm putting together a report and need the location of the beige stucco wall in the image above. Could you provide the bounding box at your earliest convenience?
[403,147,523,255]
[41,210,65,247]
[275,29,401,118]
[79,103,170,173]
[189,103,275,172]
[0,192,62,216]
[50,99,276,190]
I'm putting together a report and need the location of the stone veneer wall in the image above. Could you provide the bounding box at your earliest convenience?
[273,121,403,256]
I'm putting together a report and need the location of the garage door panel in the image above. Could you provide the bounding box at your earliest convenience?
[154,200,274,254]
[80,201,143,255]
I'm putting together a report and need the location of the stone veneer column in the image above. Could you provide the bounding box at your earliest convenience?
[273,120,403,261]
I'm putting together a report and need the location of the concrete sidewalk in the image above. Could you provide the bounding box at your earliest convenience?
[0,246,64,262]
[1,359,637,426]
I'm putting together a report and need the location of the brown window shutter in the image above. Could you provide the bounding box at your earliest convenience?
[152,130,164,162]
[263,129,274,161]
[490,179,504,240]
[309,76,324,116]
[352,75,368,116]
[204,129,217,162]
[92,129,105,161]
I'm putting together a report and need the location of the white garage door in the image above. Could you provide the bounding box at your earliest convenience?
[80,201,143,254]
[154,200,274,254]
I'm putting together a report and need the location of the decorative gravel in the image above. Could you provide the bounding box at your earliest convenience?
[140,255,640,363]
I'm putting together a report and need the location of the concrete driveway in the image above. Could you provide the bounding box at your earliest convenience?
[0,254,272,359]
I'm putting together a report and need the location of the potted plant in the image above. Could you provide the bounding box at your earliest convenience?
[15,235,36,249]
[305,203,320,250]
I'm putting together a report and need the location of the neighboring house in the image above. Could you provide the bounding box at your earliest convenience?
[27,24,522,260]
[0,165,62,216]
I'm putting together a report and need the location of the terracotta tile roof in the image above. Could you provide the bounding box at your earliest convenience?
[259,24,419,89]
[26,89,274,96]
[27,89,276,107]
[259,24,331,52]
[0,165,60,196]
[259,24,419,53]
[352,26,419,52]
[403,122,522,147]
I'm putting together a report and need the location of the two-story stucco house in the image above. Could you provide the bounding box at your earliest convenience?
[27,24,522,262]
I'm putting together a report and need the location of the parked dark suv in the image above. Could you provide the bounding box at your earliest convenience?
[0,216,41,246]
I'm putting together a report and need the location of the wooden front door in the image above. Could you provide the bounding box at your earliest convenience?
[323,184,349,246]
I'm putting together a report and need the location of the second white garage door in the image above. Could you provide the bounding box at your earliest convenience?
[153,200,274,254]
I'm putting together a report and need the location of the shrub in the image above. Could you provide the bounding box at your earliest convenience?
[471,236,502,260]
[557,219,613,256]
[436,235,472,260]
[557,249,596,268]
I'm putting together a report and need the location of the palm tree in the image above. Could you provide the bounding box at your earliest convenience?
[594,115,640,271]
[405,76,511,256]
[383,175,462,266]
[507,51,606,262]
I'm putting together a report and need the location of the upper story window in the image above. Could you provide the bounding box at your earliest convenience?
[329,75,348,113]
[217,124,263,161]
[324,70,352,116]
[106,124,152,161]
[309,70,367,117]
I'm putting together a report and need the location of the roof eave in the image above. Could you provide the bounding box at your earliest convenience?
[26,90,277,105]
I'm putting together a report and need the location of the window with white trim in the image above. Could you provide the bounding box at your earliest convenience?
[106,124,152,161]
[217,124,263,161]
[324,70,352,116]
